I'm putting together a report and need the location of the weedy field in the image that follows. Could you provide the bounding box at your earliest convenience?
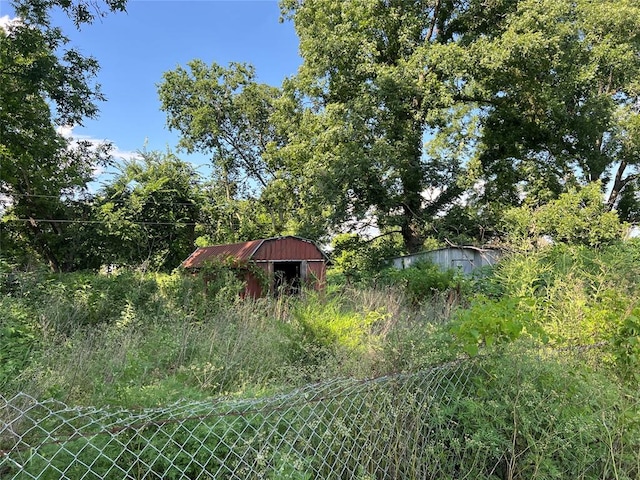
[2,242,640,478]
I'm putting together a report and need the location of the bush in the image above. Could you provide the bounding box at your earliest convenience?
[330,233,404,283]
[444,240,640,401]
[449,296,541,356]
[612,308,640,383]
[378,260,461,305]
[441,346,640,479]
[193,257,261,301]
[0,300,40,390]
[503,182,627,249]
[283,293,390,380]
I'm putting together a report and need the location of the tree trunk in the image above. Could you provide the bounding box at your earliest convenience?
[399,120,426,254]
[607,160,635,210]
[27,218,62,272]
[400,155,426,254]
[401,211,424,253]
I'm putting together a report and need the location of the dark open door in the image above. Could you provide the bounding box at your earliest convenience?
[273,261,301,295]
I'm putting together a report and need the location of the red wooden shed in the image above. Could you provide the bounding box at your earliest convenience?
[181,236,330,297]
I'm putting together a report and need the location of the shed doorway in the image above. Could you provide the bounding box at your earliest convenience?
[273,262,301,295]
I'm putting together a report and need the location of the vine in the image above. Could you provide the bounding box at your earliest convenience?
[195,257,269,296]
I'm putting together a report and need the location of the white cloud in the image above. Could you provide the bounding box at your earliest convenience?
[112,148,143,163]
[56,125,142,163]
[56,125,76,139]
[56,126,142,187]
[0,15,21,31]
[56,126,143,193]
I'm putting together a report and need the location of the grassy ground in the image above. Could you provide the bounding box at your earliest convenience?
[1,242,640,477]
[2,241,640,405]
[0,269,453,406]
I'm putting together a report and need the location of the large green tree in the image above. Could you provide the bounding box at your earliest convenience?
[436,0,640,210]
[281,0,640,251]
[0,0,127,270]
[159,61,298,238]
[157,0,639,256]
[280,0,466,253]
[95,151,202,271]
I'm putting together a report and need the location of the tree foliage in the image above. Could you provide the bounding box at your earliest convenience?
[503,183,627,249]
[152,0,640,258]
[280,0,639,250]
[95,151,202,271]
[158,61,314,240]
[3,0,640,272]
[0,0,127,271]
[280,0,465,253]
[438,0,640,210]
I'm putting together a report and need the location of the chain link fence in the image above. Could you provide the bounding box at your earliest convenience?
[2,348,639,479]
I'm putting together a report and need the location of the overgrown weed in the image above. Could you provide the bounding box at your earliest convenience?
[2,269,454,406]
[2,247,640,478]
[3,241,639,410]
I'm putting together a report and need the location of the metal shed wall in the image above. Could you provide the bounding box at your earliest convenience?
[252,237,326,261]
[392,247,501,275]
[243,270,265,299]
[182,236,328,298]
[248,260,326,297]
[306,261,327,287]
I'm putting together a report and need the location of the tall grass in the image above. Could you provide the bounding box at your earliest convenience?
[1,269,454,407]
[2,241,639,405]
[2,245,640,477]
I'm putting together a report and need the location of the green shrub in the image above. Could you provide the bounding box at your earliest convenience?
[2,269,160,329]
[440,347,640,479]
[342,346,638,479]
[193,257,262,300]
[0,300,40,390]
[467,242,640,356]
[286,294,387,368]
[330,233,404,283]
[612,308,640,383]
[378,260,461,305]
[7,348,639,480]
[503,182,627,249]
[449,295,542,356]
[14,407,277,480]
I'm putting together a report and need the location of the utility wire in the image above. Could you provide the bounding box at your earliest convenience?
[3,193,201,207]
[6,218,200,226]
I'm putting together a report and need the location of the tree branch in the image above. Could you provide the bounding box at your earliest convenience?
[426,0,441,42]
[361,229,403,244]
[607,161,640,209]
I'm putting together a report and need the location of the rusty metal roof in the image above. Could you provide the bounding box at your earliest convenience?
[181,239,265,268]
[181,236,330,269]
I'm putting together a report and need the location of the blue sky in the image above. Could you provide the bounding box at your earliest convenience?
[1,0,301,178]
